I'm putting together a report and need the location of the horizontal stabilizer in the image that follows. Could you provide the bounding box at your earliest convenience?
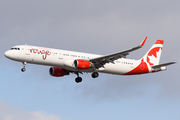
[151,62,176,69]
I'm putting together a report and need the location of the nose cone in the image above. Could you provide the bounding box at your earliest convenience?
[4,50,11,58]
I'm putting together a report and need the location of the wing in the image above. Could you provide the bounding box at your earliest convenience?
[151,62,176,69]
[90,37,147,69]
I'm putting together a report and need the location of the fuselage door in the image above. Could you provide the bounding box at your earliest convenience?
[25,45,30,55]
[140,60,145,73]
[59,51,63,59]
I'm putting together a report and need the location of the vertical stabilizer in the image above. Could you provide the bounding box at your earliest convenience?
[141,40,164,66]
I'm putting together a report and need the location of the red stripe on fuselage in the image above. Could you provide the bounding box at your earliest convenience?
[123,59,149,75]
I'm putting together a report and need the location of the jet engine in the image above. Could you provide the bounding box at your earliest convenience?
[49,67,69,77]
[74,59,92,69]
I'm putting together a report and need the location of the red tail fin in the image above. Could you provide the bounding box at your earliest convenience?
[142,40,164,66]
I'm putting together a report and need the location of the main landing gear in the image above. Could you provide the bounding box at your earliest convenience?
[21,62,26,72]
[75,72,82,83]
[92,72,99,78]
[75,77,82,83]
[75,72,99,83]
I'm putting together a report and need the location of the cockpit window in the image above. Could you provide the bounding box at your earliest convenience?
[10,48,20,50]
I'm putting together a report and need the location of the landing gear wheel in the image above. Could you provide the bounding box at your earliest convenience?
[75,77,82,83]
[21,62,26,72]
[92,72,99,78]
[21,68,26,72]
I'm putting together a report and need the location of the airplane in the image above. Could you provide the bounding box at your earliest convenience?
[4,37,176,83]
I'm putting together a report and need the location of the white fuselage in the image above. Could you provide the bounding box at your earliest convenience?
[4,39,175,83]
[4,45,141,75]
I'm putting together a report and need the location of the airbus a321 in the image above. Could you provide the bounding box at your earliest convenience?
[4,37,175,83]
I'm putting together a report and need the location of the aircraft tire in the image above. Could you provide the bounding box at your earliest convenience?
[75,77,82,83]
[92,72,99,78]
[21,68,26,72]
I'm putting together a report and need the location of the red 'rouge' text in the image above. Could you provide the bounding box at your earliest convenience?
[30,49,50,60]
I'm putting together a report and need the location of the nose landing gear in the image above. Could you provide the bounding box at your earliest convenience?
[21,62,26,72]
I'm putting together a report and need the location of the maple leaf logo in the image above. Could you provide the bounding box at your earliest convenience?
[147,47,162,66]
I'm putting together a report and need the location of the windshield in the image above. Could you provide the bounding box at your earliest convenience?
[10,48,20,50]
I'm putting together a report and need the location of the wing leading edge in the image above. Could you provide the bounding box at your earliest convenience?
[90,37,147,69]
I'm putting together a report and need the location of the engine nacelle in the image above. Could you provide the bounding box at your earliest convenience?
[49,67,69,77]
[74,59,92,69]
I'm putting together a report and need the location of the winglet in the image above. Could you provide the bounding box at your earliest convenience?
[140,37,147,47]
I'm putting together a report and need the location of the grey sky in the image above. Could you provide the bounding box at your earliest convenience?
[0,100,61,120]
[0,0,179,120]
[1,0,180,53]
